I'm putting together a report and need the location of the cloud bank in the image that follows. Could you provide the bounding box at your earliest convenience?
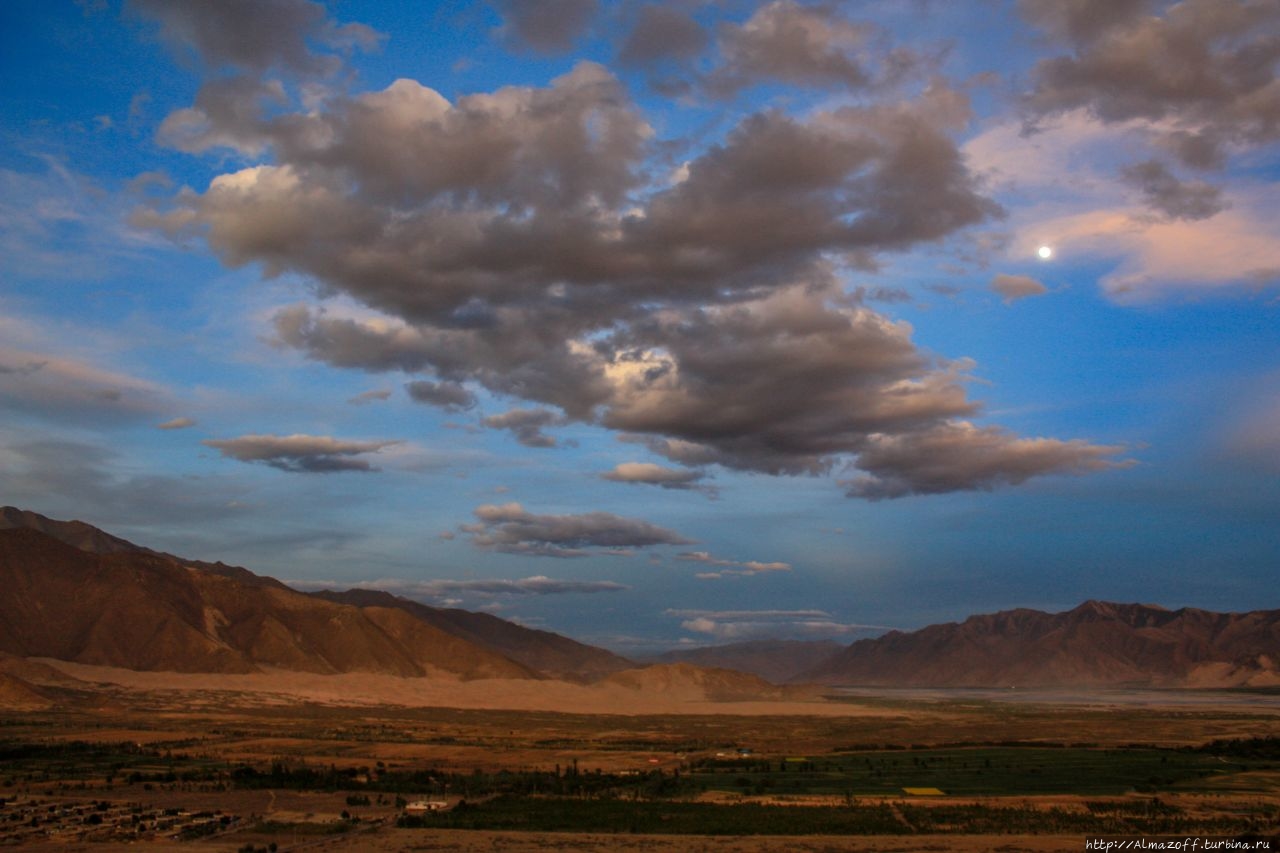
[130,1,1132,500]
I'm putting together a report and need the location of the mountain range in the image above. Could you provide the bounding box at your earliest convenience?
[2,506,1276,692]
[801,600,1280,688]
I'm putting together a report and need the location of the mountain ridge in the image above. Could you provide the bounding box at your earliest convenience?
[801,599,1280,688]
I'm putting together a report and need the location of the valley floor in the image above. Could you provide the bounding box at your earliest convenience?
[2,662,1277,852]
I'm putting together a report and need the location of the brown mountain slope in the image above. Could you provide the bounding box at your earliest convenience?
[801,600,1280,688]
[0,527,536,680]
[310,589,632,681]
[653,640,843,685]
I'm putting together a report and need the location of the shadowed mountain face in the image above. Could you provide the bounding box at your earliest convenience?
[801,601,1280,688]
[652,640,843,684]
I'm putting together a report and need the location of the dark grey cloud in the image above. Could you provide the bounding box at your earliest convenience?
[157,75,287,155]
[292,575,627,598]
[491,0,598,54]
[146,67,990,329]
[618,5,708,67]
[1120,160,1229,221]
[598,280,979,476]
[138,40,1128,499]
[482,408,566,448]
[841,421,1132,500]
[1021,0,1280,168]
[405,379,477,412]
[461,502,694,558]
[203,433,400,473]
[128,0,381,75]
[991,273,1049,304]
[707,1,920,96]
[1018,0,1154,47]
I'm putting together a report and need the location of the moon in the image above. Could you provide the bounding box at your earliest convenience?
[1037,245,1053,259]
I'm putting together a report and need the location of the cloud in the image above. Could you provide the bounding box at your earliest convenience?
[141,38,1128,499]
[482,408,566,448]
[617,5,708,67]
[1119,160,1228,222]
[600,462,712,493]
[707,1,919,96]
[129,0,381,76]
[347,388,391,405]
[0,343,168,424]
[461,501,693,558]
[491,0,598,54]
[991,273,1049,304]
[1022,196,1280,301]
[405,380,476,412]
[841,421,1133,500]
[597,281,984,476]
[130,0,382,159]
[290,575,627,598]
[203,433,401,473]
[1021,0,1280,168]
[666,608,891,641]
[676,550,791,578]
[964,114,1280,301]
[157,416,197,430]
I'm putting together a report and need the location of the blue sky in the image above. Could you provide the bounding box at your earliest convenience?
[1,0,1277,652]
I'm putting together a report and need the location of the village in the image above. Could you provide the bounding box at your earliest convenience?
[0,794,239,846]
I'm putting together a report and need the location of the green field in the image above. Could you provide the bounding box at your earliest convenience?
[690,745,1276,796]
[402,795,1276,836]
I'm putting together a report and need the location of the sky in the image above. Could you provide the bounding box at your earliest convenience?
[1,0,1278,654]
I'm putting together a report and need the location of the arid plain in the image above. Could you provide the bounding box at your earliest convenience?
[3,654,1278,853]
